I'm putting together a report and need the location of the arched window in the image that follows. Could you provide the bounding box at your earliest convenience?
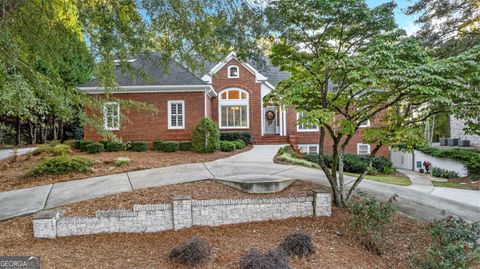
[219,88,249,128]
[228,65,239,78]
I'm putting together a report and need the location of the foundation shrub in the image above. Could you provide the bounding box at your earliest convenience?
[129,141,148,152]
[162,142,179,152]
[179,141,192,151]
[220,131,252,144]
[220,141,236,152]
[153,140,164,151]
[86,142,104,154]
[105,141,124,152]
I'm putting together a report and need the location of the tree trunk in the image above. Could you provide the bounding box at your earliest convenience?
[15,117,21,145]
[52,115,58,141]
[59,121,64,141]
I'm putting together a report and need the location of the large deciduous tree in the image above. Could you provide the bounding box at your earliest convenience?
[265,0,480,207]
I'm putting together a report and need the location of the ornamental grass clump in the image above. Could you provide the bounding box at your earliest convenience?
[279,232,314,258]
[239,248,291,269]
[169,237,211,266]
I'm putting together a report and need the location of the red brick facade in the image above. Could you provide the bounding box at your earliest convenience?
[83,57,388,156]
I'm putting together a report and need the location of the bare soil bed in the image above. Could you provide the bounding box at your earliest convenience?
[0,180,431,268]
[0,146,251,192]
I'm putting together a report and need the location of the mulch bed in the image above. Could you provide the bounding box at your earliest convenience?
[0,146,252,192]
[0,180,431,268]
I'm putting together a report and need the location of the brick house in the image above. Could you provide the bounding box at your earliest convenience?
[79,52,387,156]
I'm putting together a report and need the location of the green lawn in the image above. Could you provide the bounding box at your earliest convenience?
[431,181,473,190]
[345,172,412,186]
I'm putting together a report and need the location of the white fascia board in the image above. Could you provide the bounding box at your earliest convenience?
[204,51,268,83]
[78,85,214,94]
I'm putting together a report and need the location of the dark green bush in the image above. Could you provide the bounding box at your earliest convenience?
[105,141,124,152]
[28,156,92,176]
[129,141,148,152]
[432,167,459,179]
[163,142,179,152]
[63,140,77,147]
[220,141,236,152]
[417,147,480,180]
[232,140,246,149]
[86,142,104,154]
[73,140,82,149]
[220,131,252,144]
[192,118,220,153]
[153,140,164,151]
[78,140,94,151]
[179,141,193,151]
[301,153,394,174]
[350,192,396,255]
[414,215,480,269]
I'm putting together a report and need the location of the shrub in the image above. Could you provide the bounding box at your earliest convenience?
[49,140,61,147]
[63,140,77,147]
[169,237,211,266]
[32,144,52,156]
[129,141,148,152]
[432,167,460,179]
[162,142,179,152]
[51,144,72,156]
[220,131,252,144]
[417,146,480,180]
[350,192,396,255]
[114,157,130,167]
[153,140,164,151]
[277,145,291,156]
[414,215,480,269]
[299,153,395,174]
[279,153,320,168]
[220,141,236,152]
[178,141,192,151]
[78,140,94,151]
[192,118,220,153]
[232,140,246,149]
[104,141,124,152]
[279,232,314,258]
[73,140,82,149]
[28,156,92,176]
[86,142,104,154]
[239,249,291,269]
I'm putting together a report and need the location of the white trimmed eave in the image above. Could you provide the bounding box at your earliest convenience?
[77,84,217,97]
[201,52,269,84]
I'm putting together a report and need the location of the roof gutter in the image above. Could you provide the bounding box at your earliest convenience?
[77,85,216,97]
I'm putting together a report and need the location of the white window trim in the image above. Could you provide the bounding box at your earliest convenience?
[299,144,319,154]
[168,100,185,129]
[227,65,240,78]
[359,119,371,128]
[218,88,249,129]
[357,143,371,155]
[296,112,319,132]
[103,102,120,131]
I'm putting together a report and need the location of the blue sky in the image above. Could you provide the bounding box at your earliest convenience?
[366,0,420,35]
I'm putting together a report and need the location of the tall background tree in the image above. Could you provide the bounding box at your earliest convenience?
[265,0,480,206]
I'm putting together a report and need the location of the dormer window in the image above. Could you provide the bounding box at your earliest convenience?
[228,65,239,78]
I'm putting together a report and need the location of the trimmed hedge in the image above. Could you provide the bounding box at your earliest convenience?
[86,142,104,154]
[220,141,236,152]
[179,141,193,151]
[232,140,246,149]
[163,142,179,152]
[153,140,164,151]
[192,118,220,153]
[129,141,148,152]
[432,167,459,179]
[78,140,94,151]
[105,141,124,152]
[220,131,252,144]
[417,146,480,180]
[28,156,92,176]
[301,153,395,174]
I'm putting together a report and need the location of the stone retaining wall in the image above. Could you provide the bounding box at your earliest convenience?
[33,192,331,238]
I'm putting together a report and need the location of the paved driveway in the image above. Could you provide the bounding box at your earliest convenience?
[0,145,478,222]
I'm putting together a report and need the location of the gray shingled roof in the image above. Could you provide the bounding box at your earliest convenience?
[79,52,290,88]
[80,53,208,87]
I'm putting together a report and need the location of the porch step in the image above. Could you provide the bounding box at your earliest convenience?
[256,135,290,145]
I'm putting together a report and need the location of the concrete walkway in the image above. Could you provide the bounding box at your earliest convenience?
[0,145,479,223]
[0,147,36,160]
[400,169,435,193]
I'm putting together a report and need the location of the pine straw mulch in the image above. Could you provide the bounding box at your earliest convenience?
[0,145,252,192]
[0,180,431,268]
